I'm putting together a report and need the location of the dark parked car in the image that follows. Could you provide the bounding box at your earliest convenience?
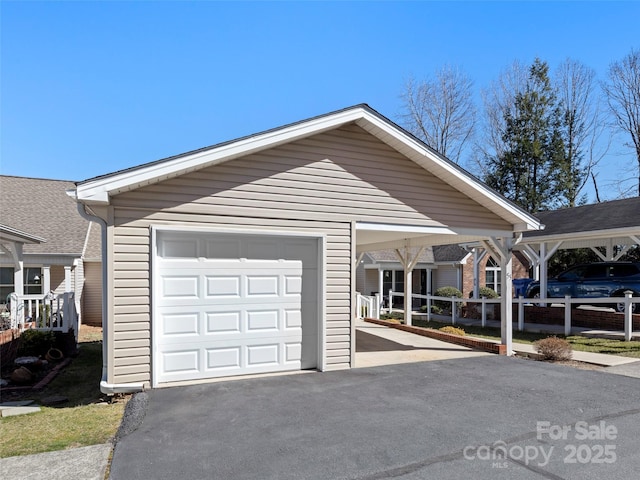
[524,262,640,313]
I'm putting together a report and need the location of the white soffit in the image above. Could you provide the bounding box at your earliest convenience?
[355,222,514,253]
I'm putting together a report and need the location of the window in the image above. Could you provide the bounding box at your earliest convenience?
[0,267,14,301]
[25,267,42,295]
[382,270,405,294]
[0,266,42,299]
[485,257,501,293]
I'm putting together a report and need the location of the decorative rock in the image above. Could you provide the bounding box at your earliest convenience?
[10,366,33,384]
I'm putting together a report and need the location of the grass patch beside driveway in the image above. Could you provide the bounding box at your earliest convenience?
[0,327,126,458]
[412,318,640,358]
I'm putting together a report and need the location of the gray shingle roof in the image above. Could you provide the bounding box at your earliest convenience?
[433,244,469,262]
[0,176,95,256]
[524,197,640,238]
[366,247,435,263]
[365,245,470,264]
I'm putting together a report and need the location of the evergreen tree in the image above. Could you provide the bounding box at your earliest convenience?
[485,59,568,212]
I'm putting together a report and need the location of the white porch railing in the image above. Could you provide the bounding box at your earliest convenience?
[383,290,639,341]
[6,291,79,342]
[356,293,380,320]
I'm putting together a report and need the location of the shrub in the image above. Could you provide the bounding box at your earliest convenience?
[439,326,465,336]
[433,286,463,312]
[478,286,499,299]
[533,336,573,361]
[17,329,57,357]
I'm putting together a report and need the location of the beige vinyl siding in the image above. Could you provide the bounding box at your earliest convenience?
[82,262,103,326]
[112,125,512,231]
[108,211,351,383]
[434,265,460,291]
[50,265,66,295]
[365,268,379,296]
[106,123,514,385]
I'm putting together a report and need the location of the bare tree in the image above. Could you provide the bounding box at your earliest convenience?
[602,48,640,196]
[555,58,608,206]
[400,65,476,164]
[474,61,528,178]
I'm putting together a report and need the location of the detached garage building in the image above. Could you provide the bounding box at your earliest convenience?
[72,105,541,393]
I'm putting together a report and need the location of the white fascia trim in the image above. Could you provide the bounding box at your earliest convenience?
[355,222,456,235]
[356,116,542,232]
[356,222,515,240]
[76,108,369,205]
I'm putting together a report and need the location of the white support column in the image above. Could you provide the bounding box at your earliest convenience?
[395,245,425,327]
[6,243,25,296]
[378,268,384,312]
[483,237,514,355]
[405,267,413,325]
[43,266,51,293]
[501,241,514,354]
[539,242,563,301]
[64,266,72,292]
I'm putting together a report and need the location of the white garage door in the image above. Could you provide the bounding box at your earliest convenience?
[154,231,319,385]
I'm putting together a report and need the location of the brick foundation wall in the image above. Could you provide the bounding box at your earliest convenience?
[463,304,640,330]
[365,318,507,354]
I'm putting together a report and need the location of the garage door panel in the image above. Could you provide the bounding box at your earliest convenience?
[161,276,200,299]
[163,349,200,375]
[160,238,199,258]
[206,311,241,333]
[162,312,200,336]
[205,276,241,297]
[154,232,318,385]
[246,310,279,331]
[246,275,280,296]
[206,347,241,370]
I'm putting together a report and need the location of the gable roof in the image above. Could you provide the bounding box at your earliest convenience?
[74,104,541,233]
[0,176,96,256]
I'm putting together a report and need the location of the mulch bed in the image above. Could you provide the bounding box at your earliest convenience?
[1,356,73,395]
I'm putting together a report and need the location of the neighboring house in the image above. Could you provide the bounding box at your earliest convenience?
[357,245,530,300]
[72,104,541,393]
[0,176,102,326]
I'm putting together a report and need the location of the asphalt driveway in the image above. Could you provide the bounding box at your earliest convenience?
[110,356,640,480]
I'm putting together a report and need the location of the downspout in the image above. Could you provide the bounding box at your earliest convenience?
[75,199,144,394]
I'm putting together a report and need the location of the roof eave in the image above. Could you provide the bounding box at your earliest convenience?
[73,104,543,233]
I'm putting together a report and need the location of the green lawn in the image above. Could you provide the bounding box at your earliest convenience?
[411,318,640,358]
[0,333,126,458]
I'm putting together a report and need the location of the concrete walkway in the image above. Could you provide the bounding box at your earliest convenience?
[357,318,640,375]
[355,319,491,367]
[0,443,112,480]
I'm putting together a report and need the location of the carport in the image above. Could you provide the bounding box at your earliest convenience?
[517,198,640,300]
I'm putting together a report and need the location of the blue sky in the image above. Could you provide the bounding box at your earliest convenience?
[1,1,638,202]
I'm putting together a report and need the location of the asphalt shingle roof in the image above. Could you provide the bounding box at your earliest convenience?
[524,197,640,238]
[0,176,94,256]
[365,245,469,264]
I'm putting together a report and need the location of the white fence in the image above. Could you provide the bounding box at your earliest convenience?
[356,293,380,320]
[381,290,639,341]
[6,291,79,342]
